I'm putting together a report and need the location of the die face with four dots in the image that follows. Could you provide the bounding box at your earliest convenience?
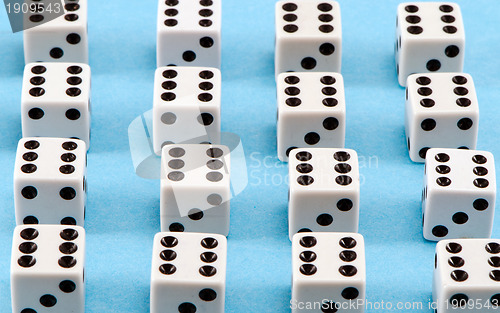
[422,148,496,241]
[21,62,91,149]
[277,72,346,162]
[23,0,88,64]
[150,232,227,313]
[275,0,342,77]
[433,239,500,313]
[395,2,465,87]
[288,148,359,240]
[157,0,221,68]
[11,225,86,313]
[14,137,87,227]
[160,144,230,236]
[292,232,366,313]
[405,73,478,163]
[153,66,221,155]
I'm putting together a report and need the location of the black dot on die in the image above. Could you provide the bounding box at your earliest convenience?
[456,98,471,107]
[40,294,57,307]
[339,265,357,277]
[473,199,489,211]
[417,87,432,96]
[199,288,217,301]
[419,148,430,159]
[286,98,301,106]
[490,271,500,282]
[319,43,335,55]
[446,242,462,253]
[65,14,79,22]
[20,309,36,313]
[65,109,81,120]
[286,147,298,157]
[66,33,81,45]
[318,14,333,22]
[283,24,298,33]
[297,175,314,186]
[457,118,473,130]
[301,57,317,70]
[490,257,500,267]
[406,15,421,24]
[59,280,76,293]
[21,164,37,174]
[340,250,357,262]
[200,37,214,48]
[19,242,37,254]
[188,209,204,221]
[198,113,214,126]
[443,26,457,34]
[452,212,469,224]
[199,19,213,27]
[304,132,320,145]
[298,228,312,233]
[182,51,196,62]
[445,45,460,58]
[23,216,39,224]
[451,270,469,282]
[337,199,353,211]
[60,187,76,200]
[319,25,334,33]
[300,264,317,275]
[61,217,77,225]
[426,59,441,71]
[474,178,489,188]
[407,26,423,34]
[335,163,351,174]
[491,294,500,305]
[405,5,419,12]
[28,108,44,120]
[29,87,45,97]
[416,76,431,85]
[50,48,64,59]
[283,13,297,22]
[342,287,360,300]
[435,153,450,162]
[159,264,176,275]
[21,186,37,199]
[160,249,177,261]
[323,117,339,130]
[30,76,45,85]
[20,228,38,240]
[316,213,333,226]
[432,225,448,237]
[487,243,500,254]
[450,294,468,307]
[421,119,436,131]
[169,223,185,232]
[296,163,313,173]
[339,237,356,249]
[299,251,317,262]
[448,256,465,268]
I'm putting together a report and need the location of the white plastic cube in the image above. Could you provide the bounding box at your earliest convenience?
[277,72,346,162]
[21,62,91,148]
[152,66,221,155]
[157,0,221,68]
[275,0,342,76]
[292,232,365,313]
[423,148,496,241]
[11,225,85,313]
[405,72,478,163]
[150,232,226,313]
[395,2,465,86]
[14,137,87,226]
[160,144,230,236]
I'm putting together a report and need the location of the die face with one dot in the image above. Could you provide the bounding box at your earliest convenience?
[24,0,88,63]
[292,232,365,313]
[11,225,85,313]
[405,72,478,163]
[422,149,496,241]
[14,137,87,227]
[395,2,465,86]
[288,148,359,240]
[434,239,500,313]
[157,0,221,68]
[277,72,346,162]
[160,144,230,236]
[152,66,221,155]
[275,0,342,77]
[150,232,226,313]
[21,62,91,149]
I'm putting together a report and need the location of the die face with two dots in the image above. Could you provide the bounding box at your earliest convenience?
[21,62,91,149]
[157,0,220,68]
[292,232,365,313]
[395,2,465,86]
[405,72,478,163]
[150,232,226,313]
[11,225,86,313]
[433,239,500,313]
[288,148,359,240]
[14,137,87,226]
[153,66,221,155]
[277,72,345,162]
[275,0,342,77]
[24,0,88,63]
[160,144,230,236]
[422,148,496,241]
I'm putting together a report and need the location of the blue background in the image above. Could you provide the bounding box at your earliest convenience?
[0,0,499,312]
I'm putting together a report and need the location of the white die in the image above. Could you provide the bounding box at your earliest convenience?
[288,148,359,240]
[14,137,87,226]
[395,2,465,86]
[292,232,365,313]
[405,73,478,163]
[150,232,226,313]
[434,239,500,313]
[11,225,85,313]
[275,0,342,77]
[21,63,91,148]
[157,0,221,68]
[160,144,230,236]
[153,67,221,155]
[422,149,496,241]
[24,0,88,64]
[277,72,346,162]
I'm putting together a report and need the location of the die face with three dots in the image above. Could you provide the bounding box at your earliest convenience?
[395,2,465,86]
[433,239,500,313]
[11,225,86,313]
[405,73,478,163]
[160,144,230,236]
[14,137,87,227]
[277,72,346,162]
[157,0,221,68]
[150,232,226,313]
[422,148,496,241]
[153,66,221,155]
[275,0,342,77]
[21,62,91,149]
[288,148,360,240]
[23,0,88,64]
[292,232,366,313]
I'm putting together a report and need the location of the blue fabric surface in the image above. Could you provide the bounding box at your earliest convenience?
[0,0,499,312]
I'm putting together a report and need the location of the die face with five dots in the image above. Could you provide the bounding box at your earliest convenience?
[14,137,87,227]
